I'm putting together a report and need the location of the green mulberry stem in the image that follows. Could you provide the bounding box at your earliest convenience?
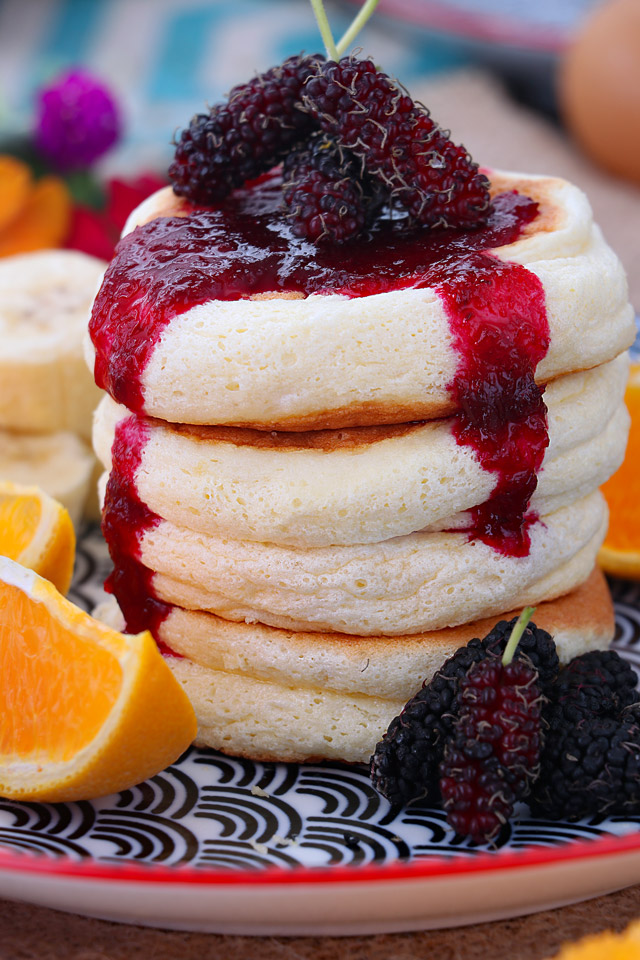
[310,0,339,60]
[336,0,380,55]
[502,607,536,666]
[310,0,381,61]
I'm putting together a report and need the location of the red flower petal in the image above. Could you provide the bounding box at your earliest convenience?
[107,174,167,231]
[66,206,118,261]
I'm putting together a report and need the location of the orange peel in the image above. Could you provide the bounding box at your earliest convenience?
[0,556,197,801]
[0,156,32,233]
[0,481,75,595]
[549,919,640,959]
[0,175,71,257]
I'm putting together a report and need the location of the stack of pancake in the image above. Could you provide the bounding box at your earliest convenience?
[90,170,635,764]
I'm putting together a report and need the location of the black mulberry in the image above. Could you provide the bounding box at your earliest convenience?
[531,710,640,820]
[282,134,383,243]
[301,56,491,228]
[169,54,323,205]
[370,617,558,806]
[553,649,640,721]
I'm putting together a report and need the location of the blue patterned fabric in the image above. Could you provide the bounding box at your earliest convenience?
[0,0,469,170]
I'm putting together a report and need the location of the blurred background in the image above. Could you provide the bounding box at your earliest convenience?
[0,0,626,165]
[0,0,638,294]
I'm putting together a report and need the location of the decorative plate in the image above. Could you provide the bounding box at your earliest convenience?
[0,527,639,935]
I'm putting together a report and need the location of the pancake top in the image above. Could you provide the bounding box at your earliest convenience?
[124,171,562,268]
[86,169,633,433]
[115,173,540,301]
[90,169,547,412]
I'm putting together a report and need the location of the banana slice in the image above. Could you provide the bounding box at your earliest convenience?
[83,455,105,523]
[0,430,94,528]
[0,250,106,441]
[92,594,126,632]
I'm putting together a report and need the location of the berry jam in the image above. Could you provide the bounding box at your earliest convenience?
[433,254,549,554]
[90,177,540,412]
[102,415,175,649]
[97,175,549,635]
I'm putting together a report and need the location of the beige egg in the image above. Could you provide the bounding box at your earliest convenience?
[560,0,640,183]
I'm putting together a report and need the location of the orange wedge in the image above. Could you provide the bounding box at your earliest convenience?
[0,156,32,232]
[0,556,197,801]
[549,919,640,959]
[0,175,71,257]
[0,481,75,595]
[599,363,640,579]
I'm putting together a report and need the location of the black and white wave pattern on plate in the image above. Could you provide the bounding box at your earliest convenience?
[2,527,640,871]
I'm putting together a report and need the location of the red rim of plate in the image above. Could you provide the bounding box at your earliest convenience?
[1,829,640,886]
[348,0,571,52]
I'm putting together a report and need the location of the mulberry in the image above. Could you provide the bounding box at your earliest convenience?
[370,616,557,806]
[301,56,491,228]
[282,134,383,242]
[531,710,640,820]
[440,655,543,843]
[169,54,323,205]
[553,649,640,721]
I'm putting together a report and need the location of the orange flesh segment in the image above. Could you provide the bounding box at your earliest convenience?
[0,494,42,557]
[601,368,640,553]
[0,580,122,762]
[0,156,32,232]
[0,175,71,257]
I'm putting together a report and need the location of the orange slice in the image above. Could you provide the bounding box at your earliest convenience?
[0,156,32,232]
[0,556,197,801]
[550,919,640,959]
[599,363,640,578]
[0,481,75,595]
[0,175,71,257]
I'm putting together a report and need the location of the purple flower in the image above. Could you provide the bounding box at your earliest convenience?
[35,70,121,170]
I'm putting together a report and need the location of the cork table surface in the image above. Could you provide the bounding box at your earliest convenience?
[1,885,640,959]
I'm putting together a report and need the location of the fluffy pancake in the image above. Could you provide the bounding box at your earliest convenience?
[94,568,614,763]
[141,492,606,635]
[86,171,634,430]
[94,355,629,548]
[159,568,614,763]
